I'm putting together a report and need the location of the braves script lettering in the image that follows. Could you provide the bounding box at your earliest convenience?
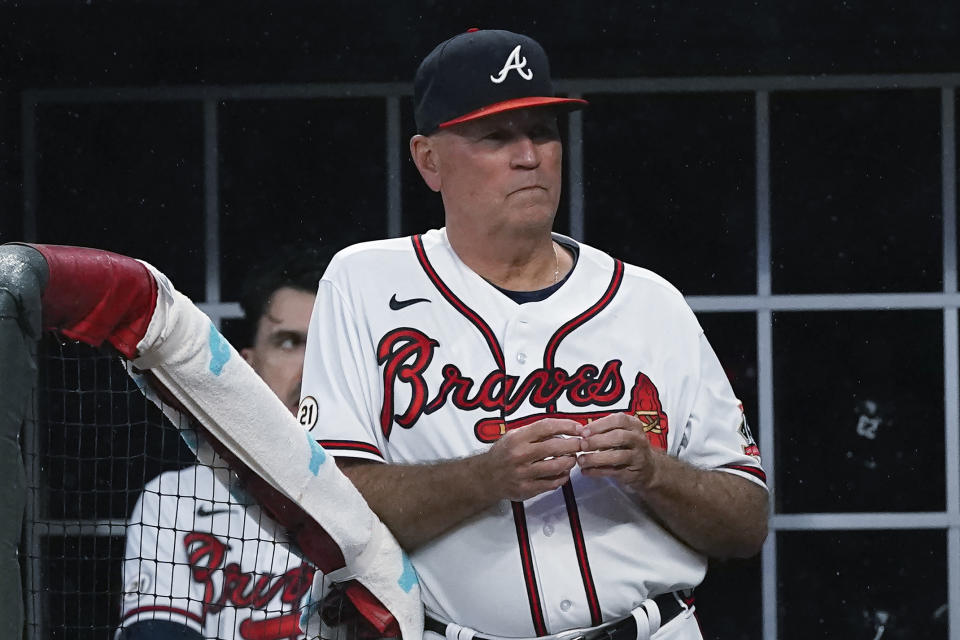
[377,328,625,439]
[184,531,315,619]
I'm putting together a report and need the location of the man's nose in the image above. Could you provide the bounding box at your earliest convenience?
[510,136,541,169]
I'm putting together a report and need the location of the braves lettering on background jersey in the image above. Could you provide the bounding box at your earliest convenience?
[118,465,315,640]
[299,228,766,638]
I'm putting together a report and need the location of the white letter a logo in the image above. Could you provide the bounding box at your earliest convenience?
[490,45,534,84]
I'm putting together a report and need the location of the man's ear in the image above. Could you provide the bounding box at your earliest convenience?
[410,134,442,193]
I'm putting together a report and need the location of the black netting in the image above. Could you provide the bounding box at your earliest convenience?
[22,336,326,640]
[23,337,194,639]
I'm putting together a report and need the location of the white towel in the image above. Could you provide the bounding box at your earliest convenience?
[127,262,423,640]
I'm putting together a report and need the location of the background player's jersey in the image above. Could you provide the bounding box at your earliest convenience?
[300,228,766,638]
[118,465,315,640]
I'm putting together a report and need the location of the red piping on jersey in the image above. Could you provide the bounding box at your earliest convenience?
[721,463,767,484]
[561,483,602,625]
[543,259,625,376]
[542,258,624,625]
[318,440,384,458]
[512,501,548,636]
[411,235,505,369]
[412,235,546,634]
[122,605,203,625]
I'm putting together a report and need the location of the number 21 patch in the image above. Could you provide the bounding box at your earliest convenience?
[298,396,319,430]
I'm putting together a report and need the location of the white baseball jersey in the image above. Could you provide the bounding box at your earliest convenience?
[118,465,316,640]
[299,228,766,637]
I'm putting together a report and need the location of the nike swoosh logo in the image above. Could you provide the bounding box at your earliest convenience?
[389,294,431,310]
[196,505,236,518]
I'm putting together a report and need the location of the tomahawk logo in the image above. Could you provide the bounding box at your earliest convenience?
[490,44,533,83]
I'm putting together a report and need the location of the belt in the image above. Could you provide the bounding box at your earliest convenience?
[425,592,692,640]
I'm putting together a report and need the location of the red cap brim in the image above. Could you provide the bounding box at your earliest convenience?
[437,96,589,129]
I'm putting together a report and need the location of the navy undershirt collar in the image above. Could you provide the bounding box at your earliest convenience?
[492,239,580,304]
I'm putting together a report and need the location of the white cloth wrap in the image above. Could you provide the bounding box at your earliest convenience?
[127,262,423,640]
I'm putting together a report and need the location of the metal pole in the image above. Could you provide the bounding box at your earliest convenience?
[755,90,778,640]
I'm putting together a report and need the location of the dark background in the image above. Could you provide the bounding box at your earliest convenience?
[3,0,960,246]
[3,2,959,639]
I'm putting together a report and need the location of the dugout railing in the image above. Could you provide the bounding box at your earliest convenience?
[13,73,960,639]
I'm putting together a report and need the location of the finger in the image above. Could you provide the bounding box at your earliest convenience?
[534,437,584,458]
[580,429,635,452]
[578,413,637,437]
[576,449,631,470]
[510,474,571,501]
[530,455,577,478]
[529,474,574,496]
[578,466,625,479]
[497,433,581,466]
[524,417,582,441]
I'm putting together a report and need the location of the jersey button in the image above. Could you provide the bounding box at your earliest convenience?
[543,524,554,536]
[517,352,527,364]
[560,600,572,612]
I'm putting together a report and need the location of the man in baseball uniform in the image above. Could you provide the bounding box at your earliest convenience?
[300,29,768,640]
[118,249,329,640]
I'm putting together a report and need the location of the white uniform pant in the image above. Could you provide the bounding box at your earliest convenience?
[422,606,702,640]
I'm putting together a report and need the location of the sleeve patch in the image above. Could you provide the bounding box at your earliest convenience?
[297,396,319,429]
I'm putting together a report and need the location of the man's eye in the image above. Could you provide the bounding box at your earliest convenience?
[273,332,306,351]
[531,126,558,141]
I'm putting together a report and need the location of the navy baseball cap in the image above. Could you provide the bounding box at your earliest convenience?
[413,29,588,134]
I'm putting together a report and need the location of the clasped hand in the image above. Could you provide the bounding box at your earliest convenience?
[483,413,658,502]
